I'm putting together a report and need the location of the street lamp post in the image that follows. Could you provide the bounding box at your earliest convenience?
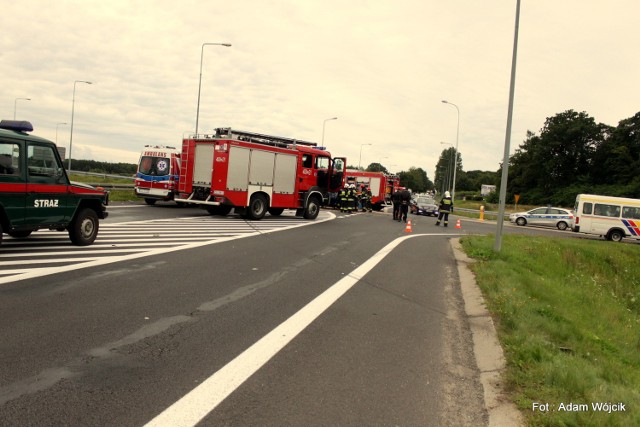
[195,42,232,136]
[321,117,337,149]
[440,141,454,194]
[441,100,460,201]
[13,98,31,120]
[69,80,92,171]
[495,0,522,252]
[358,143,372,169]
[56,122,67,145]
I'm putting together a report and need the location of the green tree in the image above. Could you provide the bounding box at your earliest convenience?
[507,110,608,204]
[366,162,388,173]
[398,167,433,193]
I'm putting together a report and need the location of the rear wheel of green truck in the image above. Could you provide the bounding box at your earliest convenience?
[69,208,99,246]
[8,230,32,238]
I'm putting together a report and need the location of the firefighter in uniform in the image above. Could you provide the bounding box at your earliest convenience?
[435,191,453,226]
[339,185,349,213]
[364,187,372,212]
[347,184,357,213]
[391,188,402,220]
[400,187,411,222]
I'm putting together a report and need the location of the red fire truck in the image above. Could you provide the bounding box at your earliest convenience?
[175,128,346,220]
[345,170,399,211]
[134,145,181,205]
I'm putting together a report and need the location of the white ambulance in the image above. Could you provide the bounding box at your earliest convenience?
[134,145,181,205]
[572,194,640,242]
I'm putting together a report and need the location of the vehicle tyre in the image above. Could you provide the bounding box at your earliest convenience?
[8,230,32,238]
[608,229,624,242]
[0,222,3,246]
[556,221,568,231]
[247,194,268,220]
[68,208,99,246]
[144,198,157,205]
[268,208,284,216]
[206,205,233,216]
[303,196,320,220]
[515,217,527,226]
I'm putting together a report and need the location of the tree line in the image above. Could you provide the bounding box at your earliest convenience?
[432,109,640,207]
[70,159,137,176]
[501,110,640,207]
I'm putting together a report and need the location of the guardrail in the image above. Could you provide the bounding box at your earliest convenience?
[68,170,135,181]
[84,183,135,190]
[455,207,510,221]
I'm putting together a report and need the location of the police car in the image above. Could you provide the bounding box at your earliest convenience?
[509,206,573,230]
[0,120,109,246]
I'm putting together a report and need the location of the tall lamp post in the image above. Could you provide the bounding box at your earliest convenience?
[441,100,460,201]
[358,143,372,169]
[440,141,454,193]
[195,42,232,136]
[321,117,337,148]
[13,98,31,120]
[69,80,92,171]
[495,0,521,252]
[56,122,67,145]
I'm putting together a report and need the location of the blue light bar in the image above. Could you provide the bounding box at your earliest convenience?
[0,120,34,133]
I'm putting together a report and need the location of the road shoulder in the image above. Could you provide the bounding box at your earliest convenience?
[450,238,524,427]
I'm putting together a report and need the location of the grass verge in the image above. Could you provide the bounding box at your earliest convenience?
[460,234,640,427]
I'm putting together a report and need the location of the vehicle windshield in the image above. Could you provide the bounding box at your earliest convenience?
[417,197,434,205]
[138,156,170,176]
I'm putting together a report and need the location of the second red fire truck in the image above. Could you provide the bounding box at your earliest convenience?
[175,128,346,220]
[345,170,400,211]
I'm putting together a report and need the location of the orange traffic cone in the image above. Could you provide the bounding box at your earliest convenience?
[405,219,413,233]
[455,219,462,229]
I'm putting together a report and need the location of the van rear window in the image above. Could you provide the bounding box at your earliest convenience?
[622,206,640,220]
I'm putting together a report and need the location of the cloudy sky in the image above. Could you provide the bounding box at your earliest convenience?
[3,1,639,177]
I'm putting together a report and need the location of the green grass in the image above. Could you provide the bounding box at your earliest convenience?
[460,235,640,427]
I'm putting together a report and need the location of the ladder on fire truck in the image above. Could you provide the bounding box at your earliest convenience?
[209,128,318,149]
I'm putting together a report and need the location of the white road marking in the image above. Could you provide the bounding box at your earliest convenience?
[144,233,434,427]
[0,212,335,285]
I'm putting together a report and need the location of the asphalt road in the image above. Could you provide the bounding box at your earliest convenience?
[0,203,576,426]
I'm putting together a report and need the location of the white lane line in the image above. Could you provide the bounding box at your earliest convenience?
[144,233,429,427]
[0,212,336,285]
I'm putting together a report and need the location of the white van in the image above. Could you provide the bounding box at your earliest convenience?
[572,194,640,242]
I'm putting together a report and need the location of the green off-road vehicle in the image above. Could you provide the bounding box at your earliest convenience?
[0,120,108,246]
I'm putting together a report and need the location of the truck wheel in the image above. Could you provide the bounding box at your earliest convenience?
[608,229,624,242]
[247,195,267,220]
[206,205,232,216]
[8,230,32,238]
[144,198,157,205]
[268,208,284,216]
[303,197,320,220]
[69,208,99,246]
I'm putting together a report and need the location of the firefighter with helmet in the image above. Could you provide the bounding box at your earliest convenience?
[363,186,372,212]
[435,190,453,226]
[347,184,357,213]
[339,184,349,213]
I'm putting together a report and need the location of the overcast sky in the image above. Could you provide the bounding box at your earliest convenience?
[3,1,639,177]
